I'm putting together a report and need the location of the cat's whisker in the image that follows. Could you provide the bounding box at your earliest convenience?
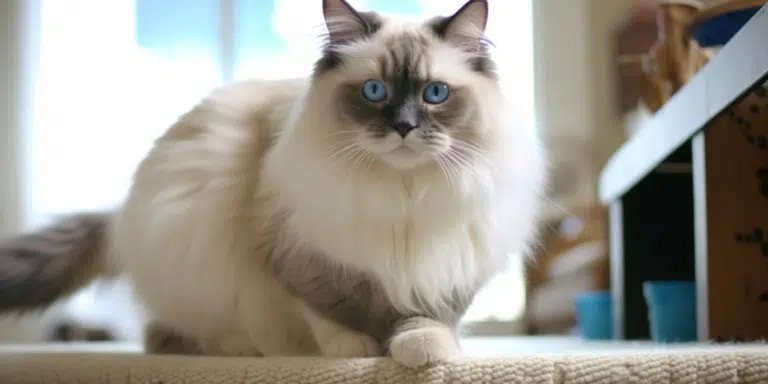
[449,146,482,167]
[349,147,370,168]
[450,149,497,193]
[326,136,359,147]
[326,144,356,161]
[323,130,361,140]
[362,152,376,170]
[335,147,364,166]
[326,141,361,165]
[451,140,496,171]
[331,143,376,172]
[537,193,573,217]
[433,154,450,191]
[537,185,572,213]
[326,136,359,152]
[451,139,489,159]
[435,153,461,194]
[432,154,452,192]
[444,156,462,193]
[326,140,359,157]
[451,152,482,179]
[445,149,483,183]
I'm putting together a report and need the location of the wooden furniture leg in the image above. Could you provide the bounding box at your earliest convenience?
[692,87,768,341]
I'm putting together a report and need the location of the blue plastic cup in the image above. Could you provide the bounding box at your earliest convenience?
[575,291,613,340]
[643,281,697,342]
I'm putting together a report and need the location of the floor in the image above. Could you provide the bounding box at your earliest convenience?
[461,336,767,357]
[1,336,765,356]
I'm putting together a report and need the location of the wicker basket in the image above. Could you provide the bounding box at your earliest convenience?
[619,0,767,113]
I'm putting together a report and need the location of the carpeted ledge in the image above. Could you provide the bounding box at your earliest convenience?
[0,351,767,384]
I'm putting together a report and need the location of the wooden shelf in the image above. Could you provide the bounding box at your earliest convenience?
[599,5,768,204]
[600,4,768,342]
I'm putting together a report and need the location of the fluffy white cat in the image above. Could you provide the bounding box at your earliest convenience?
[0,0,545,368]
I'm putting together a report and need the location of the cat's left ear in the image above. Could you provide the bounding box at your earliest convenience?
[432,0,488,52]
[322,0,378,46]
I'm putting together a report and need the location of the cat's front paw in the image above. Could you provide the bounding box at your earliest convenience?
[322,330,382,358]
[389,326,458,368]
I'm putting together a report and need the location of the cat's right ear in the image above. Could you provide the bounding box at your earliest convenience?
[431,0,488,53]
[322,0,377,46]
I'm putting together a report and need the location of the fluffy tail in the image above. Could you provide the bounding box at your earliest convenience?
[0,212,111,312]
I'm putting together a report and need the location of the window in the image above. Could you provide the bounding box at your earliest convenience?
[29,0,534,337]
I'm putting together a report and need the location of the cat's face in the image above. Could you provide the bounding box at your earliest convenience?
[313,0,497,170]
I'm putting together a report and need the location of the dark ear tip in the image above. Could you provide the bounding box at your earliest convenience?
[464,0,489,28]
[322,0,333,12]
[471,0,489,14]
[323,0,351,13]
[463,0,489,18]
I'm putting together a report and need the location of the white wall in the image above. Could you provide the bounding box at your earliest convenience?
[586,0,634,168]
[533,0,631,213]
[0,0,53,343]
[0,0,24,237]
[533,0,593,137]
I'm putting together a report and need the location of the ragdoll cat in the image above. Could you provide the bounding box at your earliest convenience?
[0,0,545,367]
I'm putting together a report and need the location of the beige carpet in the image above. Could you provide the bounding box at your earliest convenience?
[0,347,767,383]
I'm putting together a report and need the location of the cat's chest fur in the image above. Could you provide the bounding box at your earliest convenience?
[261,138,509,316]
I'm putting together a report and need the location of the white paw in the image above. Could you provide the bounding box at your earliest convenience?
[322,331,382,358]
[389,327,458,368]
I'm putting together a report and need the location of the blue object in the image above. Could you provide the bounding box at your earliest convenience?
[692,7,761,47]
[643,281,697,343]
[575,291,613,340]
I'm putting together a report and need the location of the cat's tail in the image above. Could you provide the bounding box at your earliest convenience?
[0,212,114,313]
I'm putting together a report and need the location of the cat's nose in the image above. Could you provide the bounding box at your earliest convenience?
[392,122,418,138]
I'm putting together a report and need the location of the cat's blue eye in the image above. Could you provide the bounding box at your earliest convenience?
[423,82,450,104]
[361,79,388,102]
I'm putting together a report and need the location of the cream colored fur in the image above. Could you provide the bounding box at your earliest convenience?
[102,8,546,366]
